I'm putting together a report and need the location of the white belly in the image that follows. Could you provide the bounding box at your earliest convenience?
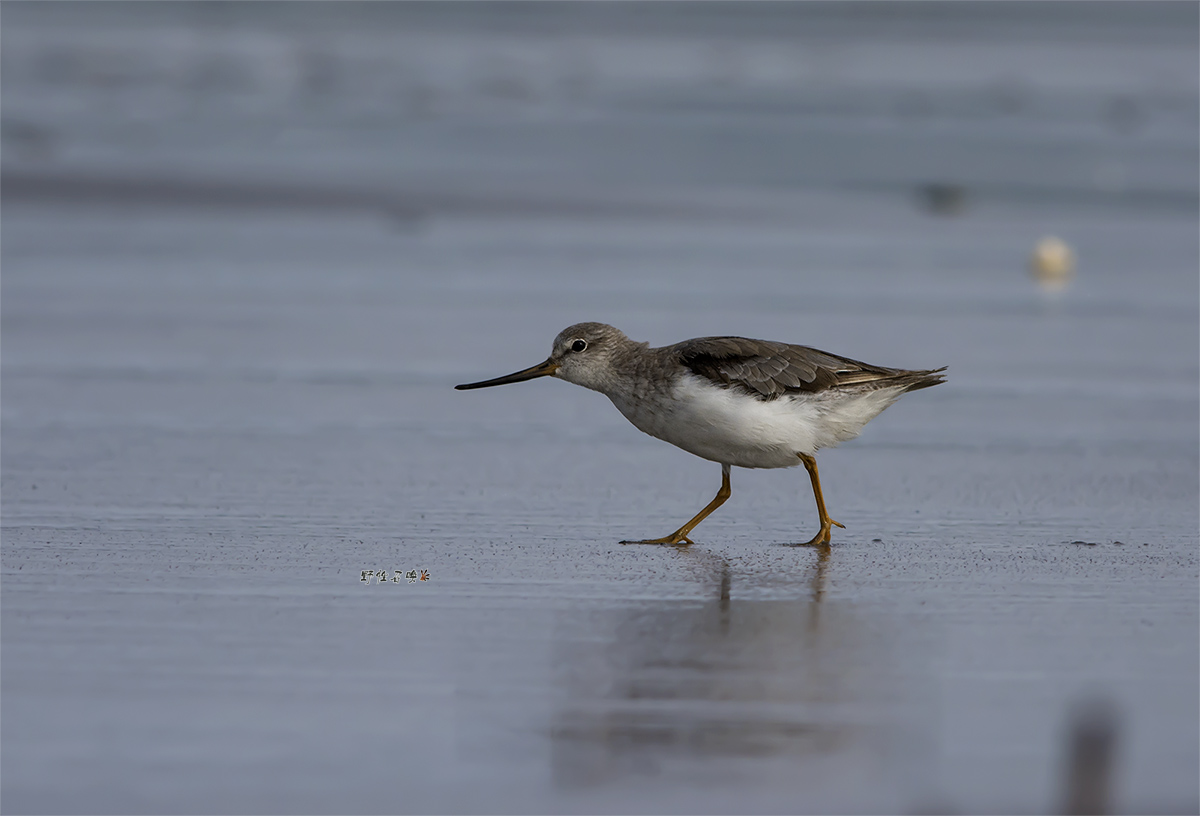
[608,372,907,469]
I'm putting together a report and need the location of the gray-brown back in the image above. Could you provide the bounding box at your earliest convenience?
[670,336,946,400]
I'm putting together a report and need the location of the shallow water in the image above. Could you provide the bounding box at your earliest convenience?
[3,4,1198,814]
[4,200,1196,813]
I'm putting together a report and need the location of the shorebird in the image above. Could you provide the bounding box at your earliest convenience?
[456,323,945,546]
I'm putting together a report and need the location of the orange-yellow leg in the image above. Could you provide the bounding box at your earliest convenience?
[622,464,731,546]
[798,452,844,546]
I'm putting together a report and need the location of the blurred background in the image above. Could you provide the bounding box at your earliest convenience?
[3,3,1197,814]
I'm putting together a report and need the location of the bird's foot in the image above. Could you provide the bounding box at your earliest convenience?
[621,531,695,546]
[798,518,844,547]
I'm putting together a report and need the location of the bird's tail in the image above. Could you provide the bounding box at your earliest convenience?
[891,367,947,393]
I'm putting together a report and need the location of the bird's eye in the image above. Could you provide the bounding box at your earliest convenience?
[571,339,587,352]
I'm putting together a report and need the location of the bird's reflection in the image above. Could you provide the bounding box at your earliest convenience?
[550,544,883,790]
[806,542,831,636]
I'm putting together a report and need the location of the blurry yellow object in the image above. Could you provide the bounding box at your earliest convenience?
[1031,235,1075,291]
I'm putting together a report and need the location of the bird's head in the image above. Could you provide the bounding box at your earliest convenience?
[455,322,633,393]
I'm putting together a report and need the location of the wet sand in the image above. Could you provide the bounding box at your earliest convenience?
[3,199,1196,814]
[2,4,1198,813]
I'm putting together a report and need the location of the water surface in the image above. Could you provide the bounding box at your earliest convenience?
[2,4,1197,813]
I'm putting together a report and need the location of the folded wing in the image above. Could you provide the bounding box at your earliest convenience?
[673,336,946,399]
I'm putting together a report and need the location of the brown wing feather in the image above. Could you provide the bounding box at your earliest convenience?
[673,336,946,400]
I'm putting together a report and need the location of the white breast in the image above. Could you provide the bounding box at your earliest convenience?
[607,372,907,469]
